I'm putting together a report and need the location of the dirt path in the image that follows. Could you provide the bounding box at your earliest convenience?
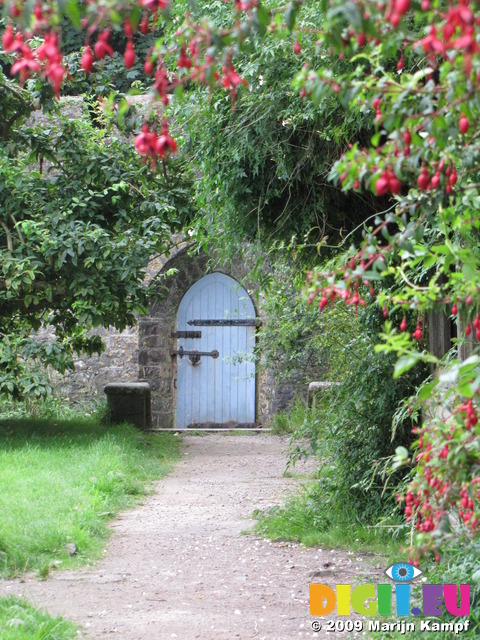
[0,434,382,639]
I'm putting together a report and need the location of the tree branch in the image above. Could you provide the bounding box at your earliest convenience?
[0,221,14,251]
[10,214,25,245]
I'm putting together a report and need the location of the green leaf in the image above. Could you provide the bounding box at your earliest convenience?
[65,0,81,29]
[394,355,419,378]
[417,380,437,401]
[285,2,299,32]
[395,446,409,459]
[256,3,270,27]
[55,0,69,15]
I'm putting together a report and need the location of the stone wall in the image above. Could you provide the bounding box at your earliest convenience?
[44,325,139,403]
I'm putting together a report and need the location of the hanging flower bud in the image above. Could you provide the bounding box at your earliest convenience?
[81,46,95,73]
[412,323,422,341]
[124,41,136,68]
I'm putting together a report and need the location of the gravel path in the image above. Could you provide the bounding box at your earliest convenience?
[0,434,382,639]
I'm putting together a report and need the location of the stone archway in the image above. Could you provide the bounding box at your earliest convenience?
[138,247,272,429]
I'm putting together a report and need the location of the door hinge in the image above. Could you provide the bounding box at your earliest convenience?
[170,331,202,339]
[187,319,260,326]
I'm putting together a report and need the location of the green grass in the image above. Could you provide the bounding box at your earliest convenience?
[0,416,180,577]
[0,597,78,640]
[270,398,308,435]
[253,486,405,559]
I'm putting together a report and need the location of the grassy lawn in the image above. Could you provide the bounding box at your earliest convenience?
[0,416,179,578]
[0,596,78,640]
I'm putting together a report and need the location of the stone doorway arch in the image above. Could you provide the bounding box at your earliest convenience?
[138,247,271,429]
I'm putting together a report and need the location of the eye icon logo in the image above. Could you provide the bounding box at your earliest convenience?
[385,562,423,582]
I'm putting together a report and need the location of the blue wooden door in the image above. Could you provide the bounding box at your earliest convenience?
[176,272,256,429]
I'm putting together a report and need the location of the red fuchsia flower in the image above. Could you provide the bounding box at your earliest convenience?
[221,63,248,106]
[234,0,258,10]
[134,121,177,164]
[3,30,24,54]
[394,0,410,16]
[10,46,41,82]
[123,41,136,68]
[36,31,60,62]
[81,46,95,74]
[459,399,479,428]
[94,31,114,59]
[375,169,402,196]
[5,27,66,95]
[318,296,328,310]
[177,47,192,69]
[221,64,248,108]
[35,31,67,95]
[144,57,154,75]
[412,323,422,341]
[188,39,200,61]
[140,0,170,10]
[47,61,67,95]
[2,24,15,51]
[345,290,366,312]
[33,2,44,21]
[155,119,177,157]
[134,124,155,156]
[417,26,446,57]
[459,113,469,134]
[221,64,248,90]
[153,68,171,105]
[139,13,149,34]
[123,18,134,39]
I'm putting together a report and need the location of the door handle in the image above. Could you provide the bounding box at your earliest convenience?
[171,347,219,364]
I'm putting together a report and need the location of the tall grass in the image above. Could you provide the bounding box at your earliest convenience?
[0,415,179,577]
[270,398,307,435]
[254,487,404,558]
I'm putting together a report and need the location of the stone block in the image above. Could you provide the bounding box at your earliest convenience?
[138,321,163,336]
[140,335,167,349]
[307,381,340,408]
[104,382,152,430]
[154,411,174,429]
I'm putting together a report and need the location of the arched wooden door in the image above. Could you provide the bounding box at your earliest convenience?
[175,272,256,429]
